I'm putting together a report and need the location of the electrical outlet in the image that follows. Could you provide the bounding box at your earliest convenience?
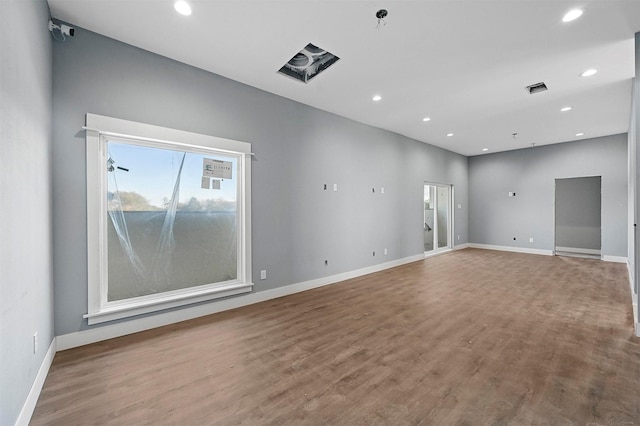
[384,248,388,255]
[333,183,338,192]
[260,270,267,280]
[457,235,460,240]
[529,237,534,243]
[33,332,38,354]
[381,187,385,194]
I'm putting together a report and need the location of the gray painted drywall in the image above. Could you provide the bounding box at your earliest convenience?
[52,27,469,336]
[555,176,602,251]
[631,32,640,311]
[469,135,627,257]
[0,0,54,424]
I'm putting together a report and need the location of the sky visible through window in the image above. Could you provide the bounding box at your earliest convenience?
[107,141,237,210]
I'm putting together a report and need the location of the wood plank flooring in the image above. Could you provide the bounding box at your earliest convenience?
[31,249,640,425]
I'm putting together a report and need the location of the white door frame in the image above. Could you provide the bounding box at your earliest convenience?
[424,182,453,255]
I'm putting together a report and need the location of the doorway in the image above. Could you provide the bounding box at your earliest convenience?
[554,176,602,259]
[424,183,452,254]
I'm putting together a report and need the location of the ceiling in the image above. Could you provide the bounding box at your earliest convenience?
[47,0,640,156]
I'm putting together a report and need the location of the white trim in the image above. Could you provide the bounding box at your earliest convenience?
[454,243,470,250]
[555,246,602,256]
[82,117,252,155]
[15,338,56,426]
[627,260,638,336]
[424,248,452,259]
[83,283,253,325]
[602,255,628,263]
[57,253,426,351]
[84,113,252,325]
[468,243,553,256]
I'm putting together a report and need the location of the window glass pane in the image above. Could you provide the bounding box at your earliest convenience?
[106,140,238,301]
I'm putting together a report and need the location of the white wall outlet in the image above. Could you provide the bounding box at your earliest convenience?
[260,270,267,280]
[457,204,462,209]
[529,237,534,243]
[384,248,388,255]
[381,187,385,194]
[333,183,338,192]
[458,235,460,240]
[33,332,38,354]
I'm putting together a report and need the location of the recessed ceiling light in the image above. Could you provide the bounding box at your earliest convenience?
[561,106,572,112]
[422,117,431,122]
[580,69,597,77]
[372,95,382,102]
[562,9,583,23]
[482,148,489,152]
[576,132,585,137]
[446,133,454,137]
[174,1,192,16]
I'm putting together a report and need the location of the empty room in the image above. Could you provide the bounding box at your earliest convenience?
[2,0,640,424]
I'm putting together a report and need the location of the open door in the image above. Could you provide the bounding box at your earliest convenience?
[424,183,452,255]
[554,176,601,259]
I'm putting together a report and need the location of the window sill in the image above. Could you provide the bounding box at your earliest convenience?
[84,282,253,325]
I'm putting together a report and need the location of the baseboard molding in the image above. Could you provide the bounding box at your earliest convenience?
[57,253,426,351]
[555,246,601,256]
[602,255,628,263]
[15,338,56,426]
[468,243,553,256]
[468,243,627,263]
[454,243,470,250]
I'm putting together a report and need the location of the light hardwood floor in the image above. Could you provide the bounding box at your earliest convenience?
[31,249,640,425]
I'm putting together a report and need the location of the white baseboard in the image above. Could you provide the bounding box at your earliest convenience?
[555,246,601,256]
[57,253,426,351]
[15,338,56,426]
[635,302,640,337]
[454,243,470,250]
[468,243,627,263]
[602,255,628,263]
[468,243,553,256]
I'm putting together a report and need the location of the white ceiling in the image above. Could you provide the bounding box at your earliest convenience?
[48,0,640,156]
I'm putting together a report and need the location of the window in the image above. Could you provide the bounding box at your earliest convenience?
[85,114,252,324]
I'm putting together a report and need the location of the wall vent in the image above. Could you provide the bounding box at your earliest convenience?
[525,82,548,94]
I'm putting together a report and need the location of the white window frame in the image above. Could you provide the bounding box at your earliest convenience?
[84,113,253,325]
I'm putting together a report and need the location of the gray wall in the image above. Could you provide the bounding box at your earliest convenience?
[469,134,627,257]
[52,27,469,336]
[630,32,640,322]
[0,1,54,424]
[555,176,601,251]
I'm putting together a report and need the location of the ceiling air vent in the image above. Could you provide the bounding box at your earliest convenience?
[525,82,548,94]
[278,43,340,83]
